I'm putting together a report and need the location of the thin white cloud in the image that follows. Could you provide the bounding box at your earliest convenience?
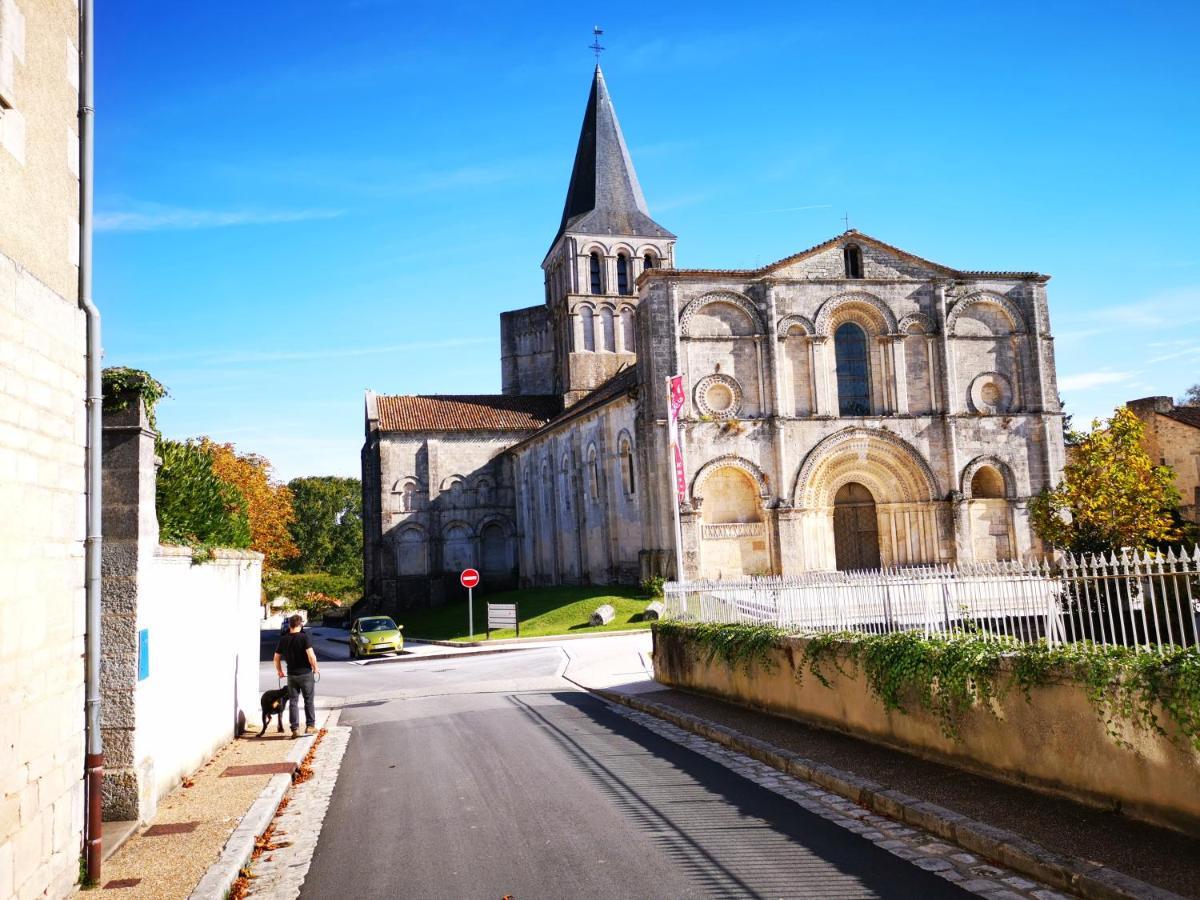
[95,206,344,232]
[1059,371,1134,391]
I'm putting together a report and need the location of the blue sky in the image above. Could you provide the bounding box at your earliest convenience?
[96,1,1200,481]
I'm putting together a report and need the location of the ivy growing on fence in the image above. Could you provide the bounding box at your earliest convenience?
[655,621,1200,748]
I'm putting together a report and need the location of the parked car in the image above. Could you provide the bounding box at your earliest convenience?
[349,616,403,659]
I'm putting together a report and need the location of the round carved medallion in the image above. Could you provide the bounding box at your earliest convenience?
[969,372,1013,415]
[694,374,743,419]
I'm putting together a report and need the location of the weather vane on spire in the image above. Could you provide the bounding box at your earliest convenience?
[590,26,605,64]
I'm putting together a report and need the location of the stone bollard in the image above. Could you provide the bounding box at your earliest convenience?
[644,600,665,621]
[590,604,616,626]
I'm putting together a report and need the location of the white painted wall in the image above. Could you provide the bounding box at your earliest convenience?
[134,547,261,813]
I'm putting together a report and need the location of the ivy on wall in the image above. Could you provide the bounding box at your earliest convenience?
[656,622,1200,749]
[101,366,168,431]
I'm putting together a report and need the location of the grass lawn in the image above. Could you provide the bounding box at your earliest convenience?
[395,585,656,642]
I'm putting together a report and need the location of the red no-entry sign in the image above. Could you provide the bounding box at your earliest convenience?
[460,568,480,589]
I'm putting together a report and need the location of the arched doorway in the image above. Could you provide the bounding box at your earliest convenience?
[833,482,880,571]
[698,466,771,579]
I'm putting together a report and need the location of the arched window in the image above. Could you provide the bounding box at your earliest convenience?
[619,438,635,496]
[971,466,1005,499]
[589,252,603,294]
[617,254,630,295]
[587,447,600,502]
[844,244,864,279]
[834,322,871,415]
[580,306,595,351]
[620,307,636,353]
[643,252,656,271]
[400,482,417,511]
[600,307,616,352]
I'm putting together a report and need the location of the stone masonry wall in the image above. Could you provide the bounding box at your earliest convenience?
[1128,397,1200,523]
[0,248,87,900]
[500,305,555,396]
[372,431,525,609]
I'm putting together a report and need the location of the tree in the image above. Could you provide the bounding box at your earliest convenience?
[1030,406,1181,555]
[1179,383,1200,407]
[285,476,363,577]
[204,440,299,570]
[156,438,251,549]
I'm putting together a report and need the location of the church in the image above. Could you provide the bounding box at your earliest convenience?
[361,65,1066,608]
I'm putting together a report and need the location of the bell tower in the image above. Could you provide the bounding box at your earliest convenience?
[542,65,675,406]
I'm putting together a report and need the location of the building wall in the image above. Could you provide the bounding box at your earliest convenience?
[1128,398,1200,523]
[512,395,643,586]
[367,430,526,609]
[632,258,1062,579]
[138,549,261,810]
[500,305,555,396]
[0,1,84,896]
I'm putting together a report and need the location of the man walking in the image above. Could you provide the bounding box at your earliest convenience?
[273,614,320,737]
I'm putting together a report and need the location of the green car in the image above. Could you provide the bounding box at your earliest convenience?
[349,616,404,659]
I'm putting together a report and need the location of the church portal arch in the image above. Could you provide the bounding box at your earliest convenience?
[792,428,943,569]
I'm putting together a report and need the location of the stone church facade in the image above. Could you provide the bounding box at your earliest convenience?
[362,65,1065,608]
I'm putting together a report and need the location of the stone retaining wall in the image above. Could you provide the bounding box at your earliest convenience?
[653,626,1200,836]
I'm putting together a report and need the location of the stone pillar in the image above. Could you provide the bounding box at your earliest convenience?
[101,390,159,823]
[890,336,909,415]
[811,337,832,416]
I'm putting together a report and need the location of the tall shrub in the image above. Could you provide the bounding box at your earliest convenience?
[156,438,251,549]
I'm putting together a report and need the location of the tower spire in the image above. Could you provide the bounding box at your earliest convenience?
[548,66,674,252]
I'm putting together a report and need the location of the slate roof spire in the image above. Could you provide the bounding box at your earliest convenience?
[550,65,674,250]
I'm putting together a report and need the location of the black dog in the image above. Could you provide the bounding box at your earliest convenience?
[258,686,290,737]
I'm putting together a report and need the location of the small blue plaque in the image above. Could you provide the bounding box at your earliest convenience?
[138,629,149,681]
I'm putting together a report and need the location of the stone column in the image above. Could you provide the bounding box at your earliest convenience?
[101,390,160,823]
[890,336,909,414]
[811,337,832,415]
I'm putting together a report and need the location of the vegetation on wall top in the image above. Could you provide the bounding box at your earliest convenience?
[656,621,1200,750]
[101,366,168,430]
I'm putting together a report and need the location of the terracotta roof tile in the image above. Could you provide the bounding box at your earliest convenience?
[376,394,561,433]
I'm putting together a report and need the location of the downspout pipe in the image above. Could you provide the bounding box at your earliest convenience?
[79,0,103,884]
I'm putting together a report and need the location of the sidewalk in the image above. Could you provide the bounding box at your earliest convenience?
[609,684,1200,898]
[90,710,332,899]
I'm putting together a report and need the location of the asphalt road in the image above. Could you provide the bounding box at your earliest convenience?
[295,645,974,899]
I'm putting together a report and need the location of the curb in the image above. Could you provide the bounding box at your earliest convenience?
[407,628,649,648]
[186,715,325,900]
[595,690,1186,900]
[350,646,534,665]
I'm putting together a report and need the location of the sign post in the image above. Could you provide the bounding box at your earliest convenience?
[666,375,687,582]
[460,568,480,638]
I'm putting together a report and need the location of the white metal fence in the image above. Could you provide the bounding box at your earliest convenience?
[662,548,1200,651]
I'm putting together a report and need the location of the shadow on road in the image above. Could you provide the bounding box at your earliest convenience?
[509,691,972,899]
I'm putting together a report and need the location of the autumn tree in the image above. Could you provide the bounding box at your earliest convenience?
[286,476,362,577]
[1030,406,1181,555]
[203,440,299,570]
[1179,383,1200,407]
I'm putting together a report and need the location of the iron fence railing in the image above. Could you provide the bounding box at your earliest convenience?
[661,549,1200,651]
